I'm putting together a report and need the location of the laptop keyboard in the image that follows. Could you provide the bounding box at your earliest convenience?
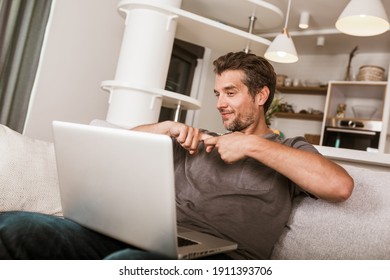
[177,236,199,247]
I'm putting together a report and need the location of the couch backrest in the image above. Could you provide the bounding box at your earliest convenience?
[271,164,390,259]
[0,124,62,216]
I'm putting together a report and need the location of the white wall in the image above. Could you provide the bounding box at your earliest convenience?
[24,0,124,142]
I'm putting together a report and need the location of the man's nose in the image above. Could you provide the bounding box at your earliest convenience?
[216,95,227,109]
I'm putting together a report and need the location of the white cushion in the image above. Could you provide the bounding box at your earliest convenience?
[0,124,62,216]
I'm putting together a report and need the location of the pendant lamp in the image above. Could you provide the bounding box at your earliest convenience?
[336,0,389,36]
[264,0,298,63]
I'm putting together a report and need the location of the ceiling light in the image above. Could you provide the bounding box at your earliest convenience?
[264,0,298,63]
[336,0,389,36]
[316,36,325,47]
[299,11,310,29]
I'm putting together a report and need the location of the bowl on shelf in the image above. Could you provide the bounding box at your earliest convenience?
[357,65,385,81]
[352,105,377,119]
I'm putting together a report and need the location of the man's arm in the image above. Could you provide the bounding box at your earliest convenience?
[132,121,210,154]
[203,132,354,202]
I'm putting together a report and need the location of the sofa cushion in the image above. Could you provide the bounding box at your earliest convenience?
[0,124,62,216]
[271,164,390,259]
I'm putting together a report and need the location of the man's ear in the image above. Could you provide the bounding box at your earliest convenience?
[256,86,270,106]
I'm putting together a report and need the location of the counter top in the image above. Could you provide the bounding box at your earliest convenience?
[314,145,390,168]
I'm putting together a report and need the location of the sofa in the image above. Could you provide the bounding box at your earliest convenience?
[1,122,390,259]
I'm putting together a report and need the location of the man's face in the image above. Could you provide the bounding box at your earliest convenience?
[214,70,261,132]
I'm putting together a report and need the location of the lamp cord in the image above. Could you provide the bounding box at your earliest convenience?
[284,0,292,29]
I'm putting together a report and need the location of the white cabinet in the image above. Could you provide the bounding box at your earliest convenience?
[320,81,389,153]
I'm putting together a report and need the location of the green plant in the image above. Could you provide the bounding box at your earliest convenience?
[265,96,283,126]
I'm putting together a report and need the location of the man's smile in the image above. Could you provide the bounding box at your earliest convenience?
[220,110,234,119]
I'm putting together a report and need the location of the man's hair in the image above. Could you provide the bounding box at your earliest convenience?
[213,51,276,114]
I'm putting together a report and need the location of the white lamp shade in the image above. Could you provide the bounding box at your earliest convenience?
[264,32,298,63]
[336,0,389,36]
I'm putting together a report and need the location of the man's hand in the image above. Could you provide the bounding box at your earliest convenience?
[132,121,212,155]
[203,132,249,163]
[168,122,212,154]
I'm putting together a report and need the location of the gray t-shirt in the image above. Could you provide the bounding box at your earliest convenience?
[173,132,318,259]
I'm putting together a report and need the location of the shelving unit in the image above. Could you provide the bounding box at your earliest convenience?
[102,0,283,128]
[274,86,328,122]
[319,81,389,153]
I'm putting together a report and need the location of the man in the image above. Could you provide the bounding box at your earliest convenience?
[0,52,353,259]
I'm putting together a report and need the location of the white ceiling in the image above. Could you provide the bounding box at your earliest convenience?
[181,0,390,55]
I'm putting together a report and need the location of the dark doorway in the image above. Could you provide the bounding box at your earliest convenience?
[159,39,205,123]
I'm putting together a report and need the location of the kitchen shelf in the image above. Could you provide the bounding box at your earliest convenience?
[276,86,328,95]
[275,112,324,121]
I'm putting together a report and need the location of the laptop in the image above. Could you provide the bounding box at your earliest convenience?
[52,121,237,259]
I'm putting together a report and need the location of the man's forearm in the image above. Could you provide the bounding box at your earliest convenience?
[245,137,354,202]
[131,121,174,136]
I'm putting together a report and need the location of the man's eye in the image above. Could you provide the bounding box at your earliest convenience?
[227,92,235,96]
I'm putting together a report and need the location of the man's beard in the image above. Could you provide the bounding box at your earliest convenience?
[223,112,255,132]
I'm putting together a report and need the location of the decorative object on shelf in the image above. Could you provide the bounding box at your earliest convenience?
[264,0,298,63]
[279,102,295,114]
[284,78,292,87]
[352,105,378,119]
[336,0,389,36]
[357,65,386,81]
[336,103,346,118]
[276,74,287,87]
[344,46,358,81]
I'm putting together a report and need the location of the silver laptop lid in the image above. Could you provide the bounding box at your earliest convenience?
[52,121,178,258]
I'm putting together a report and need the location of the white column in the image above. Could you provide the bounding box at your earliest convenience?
[104,0,182,128]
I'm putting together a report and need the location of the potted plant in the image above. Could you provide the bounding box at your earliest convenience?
[265,96,284,138]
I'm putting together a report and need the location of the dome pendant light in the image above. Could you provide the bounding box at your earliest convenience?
[336,0,389,36]
[264,0,298,63]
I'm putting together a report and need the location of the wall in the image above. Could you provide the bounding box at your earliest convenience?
[24,0,124,142]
